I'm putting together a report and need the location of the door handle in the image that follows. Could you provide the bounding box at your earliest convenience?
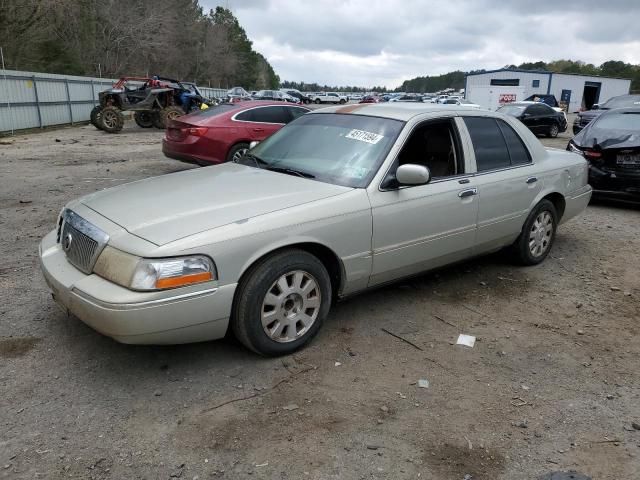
[526,176,538,184]
[252,128,264,132]
[458,188,477,198]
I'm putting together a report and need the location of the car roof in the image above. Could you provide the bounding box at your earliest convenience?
[221,100,305,110]
[310,103,491,121]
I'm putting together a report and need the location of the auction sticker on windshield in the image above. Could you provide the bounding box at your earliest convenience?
[345,129,384,144]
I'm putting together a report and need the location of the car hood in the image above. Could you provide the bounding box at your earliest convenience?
[80,164,352,245]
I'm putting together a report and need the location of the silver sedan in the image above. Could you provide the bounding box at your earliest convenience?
[40,103,592,355]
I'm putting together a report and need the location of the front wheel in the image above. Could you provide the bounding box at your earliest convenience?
[231,249,332,356]
[98,106,124,133]
[226,142,250,163]
[548,123,559,138]
[511,199,558,265]
[134,111,153,128]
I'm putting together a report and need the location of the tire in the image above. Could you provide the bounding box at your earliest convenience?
[98,106,124,133]
[159,106,184,129]
[90,105,103,130]
[547,123,559,138]
[226,142,250,163]
[231,249,332,356]
[314,99,321,104]
[151,111,164,129]
[339,99,346,104]
[511,199,558,265]
[134,111,154,128]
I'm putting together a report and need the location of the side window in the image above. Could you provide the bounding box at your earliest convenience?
[463,117,511,171]
[251,106,289,124]
[397,120,462,179]
[529,104,548,115]
[287,107,309,121]
[496,119,532,166]
[235,109,256,122]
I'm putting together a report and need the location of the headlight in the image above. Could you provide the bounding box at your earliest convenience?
[93,247,216,291]
[131,255,215,290]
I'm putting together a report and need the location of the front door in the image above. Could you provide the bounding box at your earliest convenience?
[368,118,478,286]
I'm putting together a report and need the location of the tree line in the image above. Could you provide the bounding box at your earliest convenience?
[398,60,640,93]
[0,1,279,89]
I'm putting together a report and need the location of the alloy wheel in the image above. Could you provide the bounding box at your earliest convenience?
[529,211,553,257]
[261,270,321,343]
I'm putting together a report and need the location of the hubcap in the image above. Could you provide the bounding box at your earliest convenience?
[232,148,248,162]
[103,111,117,128]
[261,270,321,343]
[551,125,558,136]
[529,211,553,257]
[167,110,181,120]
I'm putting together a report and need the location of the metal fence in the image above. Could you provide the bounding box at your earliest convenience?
[0,69,227,134]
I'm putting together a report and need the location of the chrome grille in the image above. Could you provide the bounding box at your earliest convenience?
[58,210,109,274]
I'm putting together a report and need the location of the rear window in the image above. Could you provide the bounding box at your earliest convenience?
[593,112,640,130]
[601,96,640,109]
[187,103,237,118]
[497,105,526,116]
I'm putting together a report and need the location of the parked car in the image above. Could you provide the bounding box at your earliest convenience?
[573,94,640,134]
[359,95,380,104]
[40,104,591,355]
[162,101,310,165]
[568,107,640,203]
[282,89,311,104]
[497,102,567,137]
[350,94,363,101]
[442,98,481,109]
[524,94,559,108]
[393,95,423,103]
[252,90,295,102]
[308,92,347,104]
[226,87,252,103]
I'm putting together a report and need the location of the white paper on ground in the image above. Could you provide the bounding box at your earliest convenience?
[456,334,476,348]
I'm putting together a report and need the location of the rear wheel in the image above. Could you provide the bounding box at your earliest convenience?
[134,111,153,128]
[511,199,558,265]
[90,105,103,130]
[231,249,332,356]
[315,99,321,104]
[339,99,346,104]
[151,111,164,129]
[159,106,184,129]
[547,123,559,138]
[226,142,250,163]
[98,106,124,133]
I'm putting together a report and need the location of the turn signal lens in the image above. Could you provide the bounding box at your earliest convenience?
[155,271,213,289]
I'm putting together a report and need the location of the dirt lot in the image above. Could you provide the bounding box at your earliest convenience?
[1,118,639,480]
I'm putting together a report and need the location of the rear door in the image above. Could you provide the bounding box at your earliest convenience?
[462,117,542,252]
[244,106,289,141]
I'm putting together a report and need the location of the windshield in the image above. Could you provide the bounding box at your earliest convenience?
[242,113,404,187]
[601,96,640,110]
[497,105,526,116]
[593,112,640,130]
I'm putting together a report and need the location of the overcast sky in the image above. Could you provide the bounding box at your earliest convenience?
[201,0,640,88]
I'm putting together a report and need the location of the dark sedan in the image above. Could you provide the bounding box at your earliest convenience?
[573,94,640,134]
[568,108,640,203]
[497,102,567,138]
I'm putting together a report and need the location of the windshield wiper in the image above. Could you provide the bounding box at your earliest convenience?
[236,152,267,168]
[266,166,315,179]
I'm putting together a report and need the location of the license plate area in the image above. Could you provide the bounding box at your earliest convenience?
[616,153,640,167]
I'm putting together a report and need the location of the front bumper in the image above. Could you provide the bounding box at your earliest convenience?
[39,230,236,344]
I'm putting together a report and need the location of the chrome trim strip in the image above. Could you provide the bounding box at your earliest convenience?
[72,287,219,310]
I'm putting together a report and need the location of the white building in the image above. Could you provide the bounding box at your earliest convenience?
[465,68,631,112]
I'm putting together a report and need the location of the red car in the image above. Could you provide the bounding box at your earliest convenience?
[359,95,381,104]
[162,101,310,165]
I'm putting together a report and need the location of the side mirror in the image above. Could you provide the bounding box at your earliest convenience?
[249,141,260,149]
[396,164,431,186]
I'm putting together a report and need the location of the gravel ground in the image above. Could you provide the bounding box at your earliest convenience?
[0,117,639,480]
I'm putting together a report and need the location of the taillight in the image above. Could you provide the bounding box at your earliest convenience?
[187,127,208,137]
[583,149,602,159]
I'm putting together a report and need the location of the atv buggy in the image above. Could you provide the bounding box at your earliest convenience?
[91,77,212,133]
